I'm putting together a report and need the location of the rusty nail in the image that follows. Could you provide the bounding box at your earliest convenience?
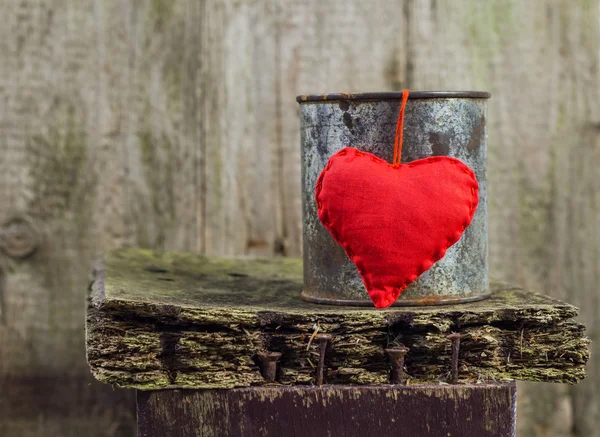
[256,351,282,382]
[447,333,462,384]
[315,334,332,386]
[385,346,409,384]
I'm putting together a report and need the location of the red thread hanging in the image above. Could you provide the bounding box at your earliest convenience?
[392,89,410,165]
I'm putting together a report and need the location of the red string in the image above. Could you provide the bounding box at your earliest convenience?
[393,90,410,165]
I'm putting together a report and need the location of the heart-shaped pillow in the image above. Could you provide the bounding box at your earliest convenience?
[315,147,479,308]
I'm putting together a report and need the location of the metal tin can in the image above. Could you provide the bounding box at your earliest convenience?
[297,91,490,306]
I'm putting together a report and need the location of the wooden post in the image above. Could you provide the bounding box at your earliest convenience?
[138,384,517,437]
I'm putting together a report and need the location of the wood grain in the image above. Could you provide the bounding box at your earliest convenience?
[0,1,137,435]
[137,384,517,437]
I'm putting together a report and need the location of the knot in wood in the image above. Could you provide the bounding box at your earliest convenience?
[0,217,38,259]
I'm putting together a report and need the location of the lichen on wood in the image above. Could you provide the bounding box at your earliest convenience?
[86,249,589,390]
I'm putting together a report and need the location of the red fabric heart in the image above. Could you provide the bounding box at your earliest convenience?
[315,147,479,308]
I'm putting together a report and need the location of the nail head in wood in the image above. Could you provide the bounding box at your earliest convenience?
[385,346,409,384]
[256,351,282,382]
[315,334,332,386]
[447,333,462,384]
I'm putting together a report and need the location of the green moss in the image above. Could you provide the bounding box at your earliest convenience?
[99,249,577,320]
[27,98,91,218]
[149,0,176,32]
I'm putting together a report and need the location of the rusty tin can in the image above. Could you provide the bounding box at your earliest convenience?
[297,91,490,306]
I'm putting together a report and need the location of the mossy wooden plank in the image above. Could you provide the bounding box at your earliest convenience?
[86,249,589,389]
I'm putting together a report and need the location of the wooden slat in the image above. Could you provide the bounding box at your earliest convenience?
[199,0,280,256]
[0,1,137,435]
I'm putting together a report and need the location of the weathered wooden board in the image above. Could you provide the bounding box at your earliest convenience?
[86,249,588,389]
[137,384,517,437]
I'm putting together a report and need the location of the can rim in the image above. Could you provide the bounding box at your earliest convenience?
[296,91,491,103]
[301,290,492,307]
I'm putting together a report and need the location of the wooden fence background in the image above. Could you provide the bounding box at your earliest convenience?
[0,1,598,436]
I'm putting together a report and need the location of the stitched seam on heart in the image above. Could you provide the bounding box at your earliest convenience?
[315,147,479,307]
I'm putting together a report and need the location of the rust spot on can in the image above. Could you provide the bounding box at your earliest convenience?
[467,114,485,152]
[343,112,353,131]
[430,132,451,156]
[338,100,350,111]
